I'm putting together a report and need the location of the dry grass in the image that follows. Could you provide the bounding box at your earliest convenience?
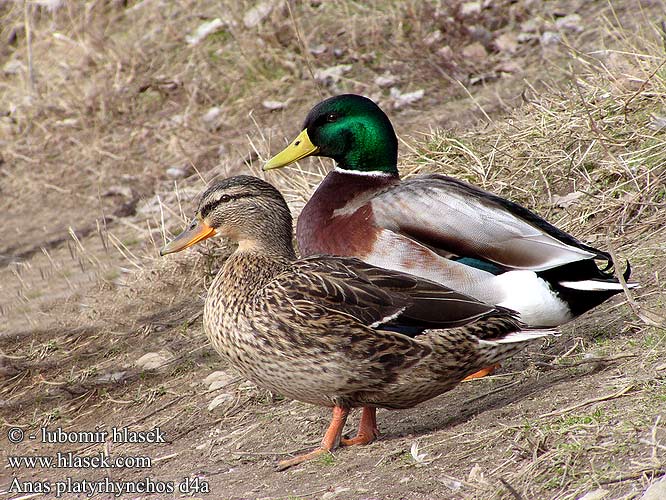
[2,1,666,499]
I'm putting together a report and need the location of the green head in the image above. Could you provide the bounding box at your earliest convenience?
[264,94,399,175]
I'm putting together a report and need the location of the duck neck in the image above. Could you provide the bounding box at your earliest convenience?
[296,169,399,256]
[235,236,296,261]
[217,245,293,296]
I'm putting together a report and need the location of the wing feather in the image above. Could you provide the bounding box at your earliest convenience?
[371,175,607,272]
[276,255,509,333]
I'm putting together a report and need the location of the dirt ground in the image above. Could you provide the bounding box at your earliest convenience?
[1,1,665,499]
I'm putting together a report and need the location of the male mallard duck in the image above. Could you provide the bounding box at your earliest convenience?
[264,94,637,327]
[160,175,554,469]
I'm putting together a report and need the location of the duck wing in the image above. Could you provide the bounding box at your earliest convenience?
[371,174,609,272]
[281,255,515,333]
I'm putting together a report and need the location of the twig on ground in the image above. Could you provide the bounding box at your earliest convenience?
[606,232,665,329]
[498,477,524,500]
[539,384,635,418]
[533,353,637,370]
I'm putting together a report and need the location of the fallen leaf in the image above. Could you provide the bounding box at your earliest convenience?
[135,352,172,371]
[390,88,425,109]
[262,99,289,111]
[202,106,222,124]
[494,32,518,54]
[207,393,234,411]
[375,74,397,88]
[577,488,609,500]
[555,14,583,33]
[461,42,488,62]
[185,18,225,45]
[244,1,274,28]
[552,191,585,208]
[541,31,562,47]
[410,441,427,463]
[314,64,352,85]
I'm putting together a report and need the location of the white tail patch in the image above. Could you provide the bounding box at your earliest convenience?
[478,328,557,347]
[558,280,639,291]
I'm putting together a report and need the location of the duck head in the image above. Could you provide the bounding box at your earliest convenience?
[160,175,295,257]
[264,94,399,175]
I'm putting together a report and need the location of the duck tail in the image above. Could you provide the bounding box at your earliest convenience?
[557,259,638,292]
[475,327,557,368]
[538,258,638,319]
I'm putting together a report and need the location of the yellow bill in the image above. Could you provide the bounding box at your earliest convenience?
[160,219,216,256]
[264,129,319,170]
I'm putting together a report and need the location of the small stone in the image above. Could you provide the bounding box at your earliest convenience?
[202,106,222,124]
[34,0,63,12]
[390,88,424,109]
[468,463,484,482]
[577,489,609,500]
[468,25,493,46]
[423,30,443,46]
[309,44,327,55]
[243,1,274,28]
[520,18,541,33]
[103,185,133,198]
[496,61,521,73]
[555,14,583,33]
[262,99,288,110]
[649,114,666,131]
[203,370,234,391]
[237,380,258,391]
[494,32,518,54]
[314,64,352,85]
[517,32,539,43]
[460,1,481,16]
[436,46,454,61]
[208,393,234,411]
[135,352,172,371]
[166,166,188,179]
[185,18,225,45]
[374,74,397,88]
[439,477,462,491]
[53,118,79,127]
[540,31,562,47]
[95,371,128,383]
[3,59,25,75]
[552,191,585,208]
[461,41,487,61]
[321,486,350,499]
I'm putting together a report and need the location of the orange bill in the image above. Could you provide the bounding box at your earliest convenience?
[160,219,216,256]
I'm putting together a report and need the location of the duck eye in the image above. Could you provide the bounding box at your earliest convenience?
[219,194,232,203]
[326,113,338,123]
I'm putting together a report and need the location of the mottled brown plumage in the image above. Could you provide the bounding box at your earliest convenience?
[160,175,554,469]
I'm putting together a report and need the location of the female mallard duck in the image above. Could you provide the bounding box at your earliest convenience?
[160,175,554,469]
[264,94,637,327]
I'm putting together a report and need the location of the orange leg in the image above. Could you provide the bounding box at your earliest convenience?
[276,406,349,471]
[341,406,380,446]
[462,363,501,381]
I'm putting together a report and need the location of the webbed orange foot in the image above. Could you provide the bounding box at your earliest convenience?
[276,406,349,471]
[341,406,380,446]
[462,363,501,381]
[276,447,332,471]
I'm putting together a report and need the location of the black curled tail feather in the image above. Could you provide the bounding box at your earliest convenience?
[539,258,632,318]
